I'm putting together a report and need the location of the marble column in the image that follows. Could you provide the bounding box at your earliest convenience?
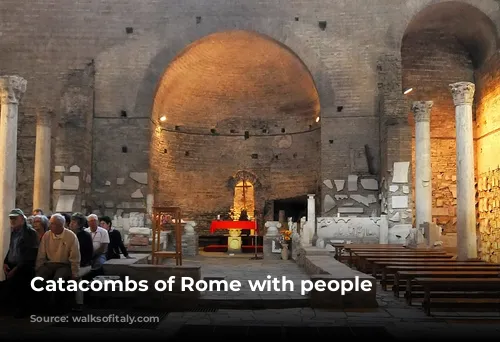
[0,76,27,281]
[412,101,433,233]
[33,108,53,213]
[450,82,477,260]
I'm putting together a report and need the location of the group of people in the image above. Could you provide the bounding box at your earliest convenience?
[1,208,132,317]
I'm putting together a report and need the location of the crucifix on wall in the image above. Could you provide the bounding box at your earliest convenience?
[233,178,255,220]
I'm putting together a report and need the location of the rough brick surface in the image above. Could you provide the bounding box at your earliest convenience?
[0,0,499,238]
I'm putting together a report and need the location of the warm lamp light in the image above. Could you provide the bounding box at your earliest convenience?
[403,88,413,95]
[315,117,320,123]
[159,116,167,122]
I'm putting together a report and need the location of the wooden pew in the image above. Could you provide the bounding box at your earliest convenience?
[413,277,500,315]
[353,252,453,271]
[369,259,484,278]
[331,243,404,260]
[395,270,500,298]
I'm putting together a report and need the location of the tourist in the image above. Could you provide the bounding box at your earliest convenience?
[35,213,81,281]
[62,213,71,228]
[69,213,94,268]
[69,212,94,311]
[32,215,49,241]
[85,214,109,270]
[1,209,39,317]
[35,213,81,309]
[99,216,132,260]
[32,208,43,216]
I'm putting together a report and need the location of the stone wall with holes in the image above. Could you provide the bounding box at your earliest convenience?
[477,169,500,263]
[2,0,499,232]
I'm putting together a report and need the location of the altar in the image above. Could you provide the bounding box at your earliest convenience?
[209,220,258,253]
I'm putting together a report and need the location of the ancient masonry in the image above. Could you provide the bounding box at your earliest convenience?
[477,168,500,263]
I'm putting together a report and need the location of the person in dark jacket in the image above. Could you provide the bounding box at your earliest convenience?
[69,212,93,267]
[99,216,132,260]
[1,208,39,316]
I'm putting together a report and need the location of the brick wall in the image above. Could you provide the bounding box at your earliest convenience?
[402,30,475,233]
[475,52,500,262]
[0,0,498,236]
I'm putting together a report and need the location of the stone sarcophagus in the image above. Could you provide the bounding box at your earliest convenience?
[316,216,389,246]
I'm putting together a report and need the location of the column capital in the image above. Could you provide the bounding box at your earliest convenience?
[449,82,475,106]
[36,108,54,127]
[411,101,433,122]
[0,76,27,105]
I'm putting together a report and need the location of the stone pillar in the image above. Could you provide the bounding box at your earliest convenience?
[412,101,433,234]
[0,76,26,281]
[33,108,53,213]
[450,82,477,260]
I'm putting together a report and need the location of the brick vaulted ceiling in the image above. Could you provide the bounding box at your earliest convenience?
[153,30,320,131]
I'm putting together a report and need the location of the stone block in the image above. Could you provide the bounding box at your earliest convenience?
[392,161,410,183]
[53,176,79,190]
[334,180,345,191]
[69,165,80,172]
[323,179,333,189]
[129,172,148,184]
[347,175,358,191]
[391,195,408,209]
[55,194,76,212]
[263,236,281,260]
[360,178,378,190]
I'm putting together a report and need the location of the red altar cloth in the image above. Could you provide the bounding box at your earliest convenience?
[209,220,258,234]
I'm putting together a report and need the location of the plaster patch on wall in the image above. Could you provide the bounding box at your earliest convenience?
[69,165,80,173]
[129,172,148,185]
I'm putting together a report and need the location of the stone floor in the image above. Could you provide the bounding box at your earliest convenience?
[1,255,499,339]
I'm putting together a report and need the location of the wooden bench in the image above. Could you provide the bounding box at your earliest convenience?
[332,244,403,260]
[369,259,485,278]
[384,265,500,294]
[395,270,500,298]
[353,253,453,272]
[413,277,500,315]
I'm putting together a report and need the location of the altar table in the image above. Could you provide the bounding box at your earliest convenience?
[209,220,257,233]
[209,220,258,253]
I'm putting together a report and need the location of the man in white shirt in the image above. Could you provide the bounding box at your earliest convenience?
[84,214,109,270]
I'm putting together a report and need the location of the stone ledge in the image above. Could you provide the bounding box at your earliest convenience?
[298,250,378,309]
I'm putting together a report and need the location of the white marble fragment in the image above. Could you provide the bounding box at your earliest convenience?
[131,189,144,199]
[347,175,358,191]
[324,194,336,212]
[337,207,363,214]
[53,176,79,190]
[402,185,409,194]
[389,185,398,192]
[334,180,345,191]
[323,179,333,189]
[335,195,348,200]
[105,180,111,186]
[350,194,370,207]
[54,166,65,172]
[85,174,91,183]
[360,178,378,190]
[389,212,400,222]
[392,161,410,183]
[392,196,408,209]
[69,165,80,173]
[130,172,148,184]
[55,195,75,212]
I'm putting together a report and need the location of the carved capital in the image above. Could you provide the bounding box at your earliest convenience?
[449,82,475,106]
[36,108,54,127]
[411,101,433,122]
[0,75,27,105]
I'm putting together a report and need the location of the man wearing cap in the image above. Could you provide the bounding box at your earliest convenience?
[1,209,39,315]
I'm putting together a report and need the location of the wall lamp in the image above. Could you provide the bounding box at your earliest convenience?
[403,88,413,95]
[159,116,167,122]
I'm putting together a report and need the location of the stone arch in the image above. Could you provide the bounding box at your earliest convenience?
[402,1,498,68]
[148,29,322,219]
[134,24,333,123]
[401,0,499,240]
